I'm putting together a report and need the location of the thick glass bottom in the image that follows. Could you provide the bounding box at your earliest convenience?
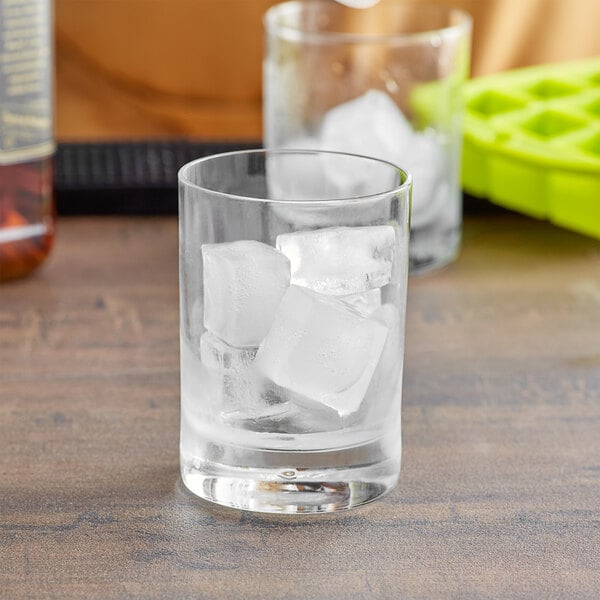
[181,437,401,514]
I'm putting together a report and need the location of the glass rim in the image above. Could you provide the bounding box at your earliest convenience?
[264,0,472,46]
[178,148,412,206]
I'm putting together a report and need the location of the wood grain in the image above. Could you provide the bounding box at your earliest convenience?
[1,214,599,599]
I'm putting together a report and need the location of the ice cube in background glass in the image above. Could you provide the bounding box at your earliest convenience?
[431,181,460,230]
[406,133,446,229]
[276,225,395,296]
[320,90,413,189]
[255,285,389,416]
[266,139,328,201]
[202,240,290,347]
[268,145,397,202]
[339,288,381,317]
[319,89,447,229]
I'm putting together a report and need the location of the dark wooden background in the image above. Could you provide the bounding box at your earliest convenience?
[1,213,599,598]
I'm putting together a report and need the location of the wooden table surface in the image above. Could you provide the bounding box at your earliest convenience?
[1,214,599,599]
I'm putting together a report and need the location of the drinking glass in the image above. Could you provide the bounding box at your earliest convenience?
[179,149,411,513]
[264,0,471,273]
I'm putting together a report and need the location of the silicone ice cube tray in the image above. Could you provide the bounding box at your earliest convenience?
[462,58,600,239]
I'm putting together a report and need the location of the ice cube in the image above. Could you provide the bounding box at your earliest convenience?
[180,337,214,409]
[276,225,395,295]
[408,180,460,265]
[339,288,382,316]
[428,180,460,232]
[180,338,219,459]
[371,302,399,328]
[266,141,398,201]
[266,138,328,202]
[279,395,344,433]
[200,331,289,419]
[200,331,257,372]
[254,285,389,416]
[406,132,446,229]
[202,240,290,347]
[200,331,257,405]
[266,99,404,232]
[319,89,449,230]
[362,303,404,419]
[320,89,414,192]
[220,401,290,430]
[223,379,343,434]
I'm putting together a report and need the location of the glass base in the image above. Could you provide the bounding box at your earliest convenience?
[181,439,401,514]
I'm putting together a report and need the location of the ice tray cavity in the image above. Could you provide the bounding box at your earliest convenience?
[462,57,600,240]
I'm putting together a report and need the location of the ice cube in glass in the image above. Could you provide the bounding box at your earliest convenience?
[202,240,290,347]
[276,225,395,296]
[255,285,389,416]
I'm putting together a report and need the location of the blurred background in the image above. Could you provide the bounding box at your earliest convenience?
[55,0,600,142]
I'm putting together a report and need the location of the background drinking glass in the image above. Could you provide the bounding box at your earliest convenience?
[179,149,411,513]
[263,0,472,273]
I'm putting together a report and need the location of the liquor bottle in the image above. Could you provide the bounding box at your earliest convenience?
[0,0,54,282]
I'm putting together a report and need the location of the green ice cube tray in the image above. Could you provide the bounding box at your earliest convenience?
[462,58,600,239]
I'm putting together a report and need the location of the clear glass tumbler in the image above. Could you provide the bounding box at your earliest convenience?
[179,149,411,513]
[264,0,471,273]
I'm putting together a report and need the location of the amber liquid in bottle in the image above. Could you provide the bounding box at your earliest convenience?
[0,156,54,281]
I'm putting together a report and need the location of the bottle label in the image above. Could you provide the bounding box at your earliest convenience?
[0,0,53,165]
